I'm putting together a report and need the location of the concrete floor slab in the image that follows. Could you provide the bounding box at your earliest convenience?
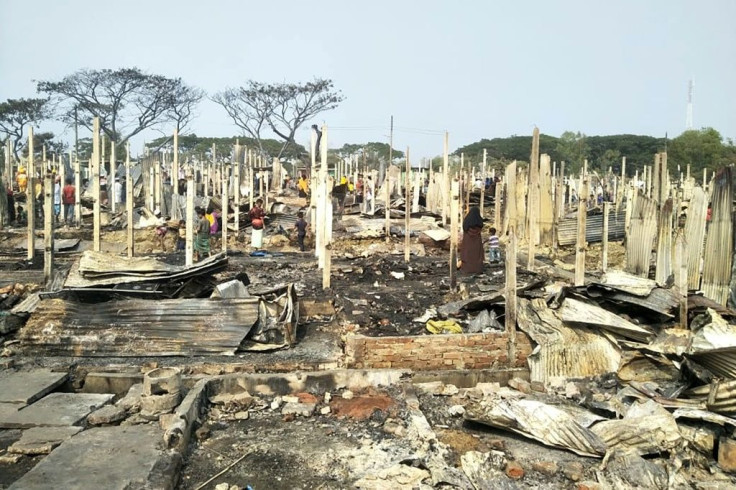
[0,393,113,429]
[9,426,83,455]
[9,425,177,490]
[0,369,67,404]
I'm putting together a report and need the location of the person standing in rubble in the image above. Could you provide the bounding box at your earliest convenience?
[459,206,485,274]
[194,207,211,261]
[297,173,309,204]
[53,175,62,223]
[294,211,308,252]
[62,178,75,225]
[249,198,266,249]
[16,166,28,193]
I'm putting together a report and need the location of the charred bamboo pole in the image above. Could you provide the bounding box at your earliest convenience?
[602,201,609,272]
[505,227,517,363]
[43,171,54,285]
[674,232,688,328]
[442,131,449,226]
[574,177,588,286]
[450,179,459,291]
[405,147,411,263]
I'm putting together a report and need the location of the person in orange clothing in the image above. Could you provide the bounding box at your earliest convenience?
[16,166,28,193]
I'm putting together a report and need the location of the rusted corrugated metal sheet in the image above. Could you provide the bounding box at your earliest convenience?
[18,298,259,356]
[625,193,658,277]
[702,167,733,305]
[557,209,626,246]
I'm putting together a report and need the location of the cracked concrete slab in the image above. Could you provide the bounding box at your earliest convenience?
[0,369,68,404]
[9,426,83,455]
[0,393,114,429]
[9,425,180,490]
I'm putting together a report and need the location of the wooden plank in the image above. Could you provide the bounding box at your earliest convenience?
[505,227,517,363]
[539,154,554,246]
[655,199,673,284]
[685,187,708,290]
[702,167,733,305]
[575,178,588,286]
[625,192,658,277]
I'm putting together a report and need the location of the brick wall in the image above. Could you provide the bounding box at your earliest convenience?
[344,331,532,371]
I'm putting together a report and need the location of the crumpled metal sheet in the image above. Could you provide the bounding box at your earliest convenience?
[688,308,736,379]
[590,399,681,455]
[465,397,607,457]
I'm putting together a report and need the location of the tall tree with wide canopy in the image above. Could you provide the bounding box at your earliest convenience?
[37,68,203,146]
[0,97,51,159]
[213,78,344,159]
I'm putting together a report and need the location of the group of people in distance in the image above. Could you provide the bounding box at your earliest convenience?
[7,167,77,227]
[458,206,501,275]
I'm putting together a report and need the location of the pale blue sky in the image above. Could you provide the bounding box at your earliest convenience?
[1,0,734,159]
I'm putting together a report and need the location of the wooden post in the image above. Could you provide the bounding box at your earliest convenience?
[703,168,707,191]
[405,147,411,263]
[43,171,54,285]
[527,127,540,269]
[450,179,459,291]
[110,140,117,213]
[92,117,101,252]
[233,144,240,237]
[674,231,688,328]
[74,155,81,227]
[494,179,502,229]
[173,128,179,196]
[185,170,194,267]
[321,125,331,289]
[126,143,134,258]
[26,128,35,261]
[505,227,517,363]
[574,178,588,286]
[602,201,609,272]
[442,131,449,226]
[222,165,229,253]
[154,155,161,211]
[385,168,391,243]
[59,153,67,223]
[480,149,486,216]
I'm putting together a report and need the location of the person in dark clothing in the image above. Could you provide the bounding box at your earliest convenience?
[459,206,484,274]
[294,211,309,252]
[7,185,15,223]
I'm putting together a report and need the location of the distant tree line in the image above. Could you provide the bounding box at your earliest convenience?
[455,129,736,177]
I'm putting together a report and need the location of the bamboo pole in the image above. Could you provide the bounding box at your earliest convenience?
[385,168,391,243]
[126,143,134,258]
[574,177,588,286]
[185,170,194,267]
[505,227,517,363]
[442,131,449,226]
[321,125,331,289]
[494,179,502,229]
[480,149,486,216]
[222,165,229,253]
[43,171,54,285]
[405,147,411,263]
[74,155,81,227]
[154,155,161,211]
[233,143,240,237]
[674,231,688,328]
[527,127,540,269]
[26,128,35,261]
[92,117,101,252]
[602,201,609,272]
[110,140,117,213]
[450,179,459,291]
[173,128,179,196]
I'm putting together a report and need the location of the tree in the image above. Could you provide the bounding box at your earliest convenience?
[336,142,404,169]
[555,131,589,174]
[0,97,51,159]
[669,128,732,176]
[213,78,344,159]
[37,68,203,146]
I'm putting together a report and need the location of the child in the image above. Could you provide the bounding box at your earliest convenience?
[153,208,168,251]
[488,227,501,263]
[176,220,186,251]
[294,211,308,252]
[249,199,266,249]
[194,207,211,261]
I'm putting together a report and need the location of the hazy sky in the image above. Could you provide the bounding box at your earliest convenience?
[1,0,734,159]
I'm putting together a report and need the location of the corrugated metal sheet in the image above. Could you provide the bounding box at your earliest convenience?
[517,298,621,383]
[557,210,626,246]
[18,298,259,357]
